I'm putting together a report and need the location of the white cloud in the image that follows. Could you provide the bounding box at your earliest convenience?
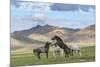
[11,1,52,10]
[32,12,47,25]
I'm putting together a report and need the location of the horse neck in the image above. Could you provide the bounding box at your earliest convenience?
[56,39,64,45]
[44,44,49,49]
[56,37,63,42]
[56,40,68,49]
[45,46,49,52]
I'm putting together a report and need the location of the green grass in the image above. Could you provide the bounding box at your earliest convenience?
[10,46,95,67]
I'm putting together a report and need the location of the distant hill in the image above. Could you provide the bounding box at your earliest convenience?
[12,24,58,36]
[64,24,95,43]
[11,24,95,49]
[28,33,49,42]
[11,34,45,49]
[12,24,79,42]
[11,34,45,45]
[11,37,25,49]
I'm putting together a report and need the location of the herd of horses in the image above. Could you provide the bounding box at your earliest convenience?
[33,35,81,59]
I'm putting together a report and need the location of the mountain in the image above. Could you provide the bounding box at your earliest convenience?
[11,24,95,49]
[11,37,43,50]
[64,24,95,43]
[11,24,79,42]
[11,37,25,49]
[12,24,58,36]
[11,33,45,45]
[28,33,49,42]
[11,33,45,50]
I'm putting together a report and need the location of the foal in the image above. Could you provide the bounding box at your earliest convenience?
[33,42,51,59]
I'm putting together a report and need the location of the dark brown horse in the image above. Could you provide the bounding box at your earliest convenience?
[33,42,51,59]
[51,35,70,58]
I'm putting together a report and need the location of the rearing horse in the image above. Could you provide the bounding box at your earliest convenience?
[51,35,70,58]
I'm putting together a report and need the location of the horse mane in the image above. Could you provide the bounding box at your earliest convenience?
[54,35,69,49]
[44,42,50,48]
[55,36,63,42]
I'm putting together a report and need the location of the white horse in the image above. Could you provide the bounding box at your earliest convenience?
[50,40,64,57]
[68,44,81,56]
[51,45,64,57]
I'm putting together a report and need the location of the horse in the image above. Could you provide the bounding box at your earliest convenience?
[51,35,70,58]
[51,44,64,57]
[69,44,81,56]
[33,42,51,59]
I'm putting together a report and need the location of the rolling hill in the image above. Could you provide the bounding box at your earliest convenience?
[28,33,49,42]
[12,24,78,42]
[12,24,58,36]
[11,33,45,49]
[63,24,95,44]
[11,24,95,49]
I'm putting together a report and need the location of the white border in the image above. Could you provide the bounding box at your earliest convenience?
[21,62,95,67]
[0,0,98,67]
[0,0,10,67]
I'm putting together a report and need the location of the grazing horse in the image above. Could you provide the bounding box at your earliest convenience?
[51,35,70,58]
[33,42,51,59]
[69,44,81,56]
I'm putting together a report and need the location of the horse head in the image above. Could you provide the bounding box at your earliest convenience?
[50,42,57,47]
[45,42,51,48]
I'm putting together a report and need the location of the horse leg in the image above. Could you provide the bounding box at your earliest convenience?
[65,53,67,58]
[65,52,68,58]
[33,50,38,56]
[53,51,56,58]
[33,50,36,55]
[61,49,64,56]
[46,52,48,59]
[69,49,72,56]
[64,50,69,58]
[57,50,60,56]
[78,50,81,56]
[37,53,41,59]
[67,49,70,57]
[71,49,74,56]
[63,50,66,58]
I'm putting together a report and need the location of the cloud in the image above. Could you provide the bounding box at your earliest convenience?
[32,13,48,26]
[50,3,95,12]
[11,1,95,12]
[46,19,95,29]
[11,16,36,32]
[11,0,52,26]
[11,0,52,8]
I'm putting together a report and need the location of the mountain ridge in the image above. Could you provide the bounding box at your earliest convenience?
[11,24,95,49]
[12,24,80,36]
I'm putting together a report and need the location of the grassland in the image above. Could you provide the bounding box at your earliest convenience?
[10,46,95,67]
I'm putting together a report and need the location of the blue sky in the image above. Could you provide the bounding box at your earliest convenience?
[11,0,95,32]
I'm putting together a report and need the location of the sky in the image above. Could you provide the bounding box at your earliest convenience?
[11,0,95,32]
